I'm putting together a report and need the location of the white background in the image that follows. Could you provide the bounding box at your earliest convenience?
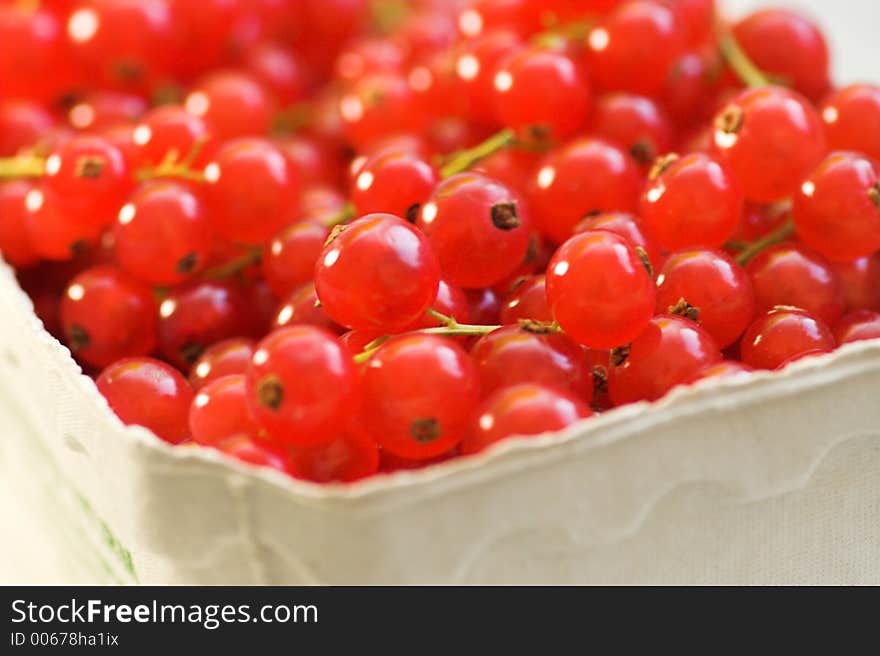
[725,0,878,84]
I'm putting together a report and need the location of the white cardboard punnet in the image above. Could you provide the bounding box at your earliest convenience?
[1,257,878,585]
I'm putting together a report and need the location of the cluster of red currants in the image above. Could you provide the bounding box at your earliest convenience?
[1,0,879,484]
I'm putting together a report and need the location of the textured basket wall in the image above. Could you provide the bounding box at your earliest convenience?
[1,259,878,584]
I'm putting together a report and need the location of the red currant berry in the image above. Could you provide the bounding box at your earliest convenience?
[471,325,594,401]
[315,214,440,332]
[454,29,522,125]
[746,243,845,326]
[287,430,379,484]
[66,0,174,92]
[461,383,592,456]
[24,187,103,261]
[113,181,212,286]
[261,220,329,299]
[491,46,591,140]
[466,287,503,325]
[158,280,252,370]
[274,283,345,335]
[216,435,294,475]
[711,87,826,203]
[185,70,274,141]
[546,230,657,349]
[663,0,714,46]
[66,91,147,132]
[405,280,471,330]
[61,265,157,369]
[820,85,880,161]
[189,374,260,447]
[660,49,724,129]
[0,181,38,268]
[351,148,438,221]
[500,275,552,324]
[591,93,674,167]
[0,5,72,103]
[733,9,830,102]
[362,334,480,460]
[641,153,743,250]
[573,211,662,272]
[793,152,880,263]
[189,338,256,390]
[203,138,302,244]
[740,308,835,370]
[832,255,880,313]
[834,311,880,345]
[586,0,685,96]
[656,249,756,348]
[132,104,213,169]
[418,173,532,288]
[334,36,405,84]
[338,73,422,150]
[42,135,132,230]
[687,360,755,384]
[0,100,56,156]
[247,326,360,447]
[244,41,311,106]
[609,315,722,405]
[527,138,642,245]
[96,357,193,444]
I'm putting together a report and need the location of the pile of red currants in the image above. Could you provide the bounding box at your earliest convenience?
[1,0,879,484]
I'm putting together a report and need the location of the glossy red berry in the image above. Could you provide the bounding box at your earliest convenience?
[687,360,755,384]
[417,173,532,289]
[96,357,193,444]
[338,73,422,150]
[184,70,274,141]
[461,383,592,456]
[189,338,256,390]
[247,326,360,447]
[216,435,294,475]
[274,283,345,334]
[746,244,845,326]
[203,138,301,244]
[315,214,440,332]
[656,249,755,348]
[189,374,260,447]
[820,85,880,161]
[471,325,594,401]
[351,148,438,220]
[641,153,743,250]
[0,181,38,268]
[158,280,253,370]
[362,334,480,460]
[491,46,591,140]
[793,152,880,263]
[0,5,72,103]
[546,230,657,349]
[454,29,522,125]
[586,0,685,96]
[591,93,674,167]
[260,219,329,299]
[527,138,642,245]
[405,280,471,330]
[466,287,503,325]
[61,265,157,369]
[42,135,132,230]
[573,211,662,272]
[740,308,835,369]
[609,315,722,405]
[500,275,552,324]
[113,181,212,286]
[711,87,826,203]
[733,9,830,102]
[24,187,104,261]
[832,255,880,313]
[833,311,880,345]
[132,104,213,168]
[287,430,379,483]
[244,41,311,105]
[0,100,56,157]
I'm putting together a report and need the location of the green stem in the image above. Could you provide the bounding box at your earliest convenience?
[202,246,263,280]
[353,322,501,364]
[735,220,795,266]
[427,308,459,328]
[718,27,771,88]
[136,146,208,183]
[0,154,45,179]
[440,128,517,179]
[323,202,356,228]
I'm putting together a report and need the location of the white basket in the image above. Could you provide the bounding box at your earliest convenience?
[1,257,878,585]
